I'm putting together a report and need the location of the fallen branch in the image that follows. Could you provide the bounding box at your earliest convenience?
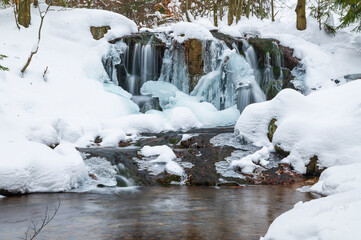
[20,4,50,75]
[23,196,61,240]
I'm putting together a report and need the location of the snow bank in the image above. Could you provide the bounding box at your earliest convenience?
[309,164,361,196]
[0,141,88,194]
[262,190,361,240]
[237,80,361,239]
[170,22,214,43]
[236,80,361,173]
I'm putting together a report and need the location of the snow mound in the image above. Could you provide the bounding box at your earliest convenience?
[0,141,88,194]
[141,81,240,127]
[170,22,214,43]
[262,190,361,240]
[230,146,271,174]
[235,80,361,173]
[140,145,183,176]
[309,164,361,196]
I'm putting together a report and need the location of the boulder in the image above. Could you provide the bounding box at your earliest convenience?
[90,26,111,40]
[184,39,204,92]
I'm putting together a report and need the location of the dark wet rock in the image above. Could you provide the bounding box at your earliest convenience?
[176,146,236,186]
[248,37,282,68]
[267,118,278,142]
[278,45,300,70]
[274,145,290,158]
[118,140,132,147]
[155,172,181,186]
[210,30,244,53]
[94,136,102,144]
[306,156,323,176]
[90,26,111,40]
[0,189,20,196]
[79,127,306,187]
[217,181,241,187]
[131,95,162,113]
[253,164,300,185]
[344,73,361,81]
[185,39,204,92]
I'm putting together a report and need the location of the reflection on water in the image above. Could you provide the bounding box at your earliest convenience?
[0,186,316,240]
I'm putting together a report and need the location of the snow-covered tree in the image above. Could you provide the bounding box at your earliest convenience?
[334,0,361,32]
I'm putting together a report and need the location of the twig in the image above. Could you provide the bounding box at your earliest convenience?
[22,196,61,240]
[20,4,51,75]
[13,4,20,30]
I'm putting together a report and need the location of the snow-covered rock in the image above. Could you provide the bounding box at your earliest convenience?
[0,141,88,194]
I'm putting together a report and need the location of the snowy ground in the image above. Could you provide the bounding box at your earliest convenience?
[1,1,361,238]
[0,4,238,193]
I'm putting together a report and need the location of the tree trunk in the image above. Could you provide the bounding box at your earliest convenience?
[295,0,306,30]
[260,0,263,20]
[220,0,224,20]
[33,0,38,7]
[271,0,275,21]
[317,0,321,30]
[246,0,252,19]
[228,0,234,25]
[213,0,218,26]
[185,0,191,22]
[18,0,31,28]
[236,0,244,23]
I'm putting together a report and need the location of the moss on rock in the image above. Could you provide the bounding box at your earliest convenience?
[90,26,111,40]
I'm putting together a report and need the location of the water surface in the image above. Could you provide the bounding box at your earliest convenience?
[0,186,316,240]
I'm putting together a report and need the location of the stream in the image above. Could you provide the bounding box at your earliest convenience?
[0,185,317,240]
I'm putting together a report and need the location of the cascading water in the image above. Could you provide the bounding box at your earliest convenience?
[158,40,190,93]
[191,42,266,112]
[103,33,292,114]
[241,39,262,84]
[103,38,162,95]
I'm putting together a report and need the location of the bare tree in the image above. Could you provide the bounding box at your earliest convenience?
[21,4,50,75]
[23,197,61,240]
[228,0,235,25]
[295,0,306,30]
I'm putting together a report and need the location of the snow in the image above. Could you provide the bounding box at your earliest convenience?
[262,190,361,240]
[215,1,361,94]
[230,146,271,174]
[141,81,240,127]
[139,145,184,176]
[0,141,87,194]
[235,76,361,239]
[0,4,242,193]
[236,80,361,173]
[170,22,214,43]
[309,164,361,196]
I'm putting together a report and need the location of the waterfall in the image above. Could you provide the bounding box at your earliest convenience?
[191,47,266,111]
[103,39,161,96]
[102,34,293,114]
[158,40,189,93]
[241,39,262,85]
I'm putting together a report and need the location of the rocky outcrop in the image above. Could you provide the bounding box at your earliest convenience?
[267,118,278,142]
[79,127,305,187]
[306,156,323,176]
[90,26,111,40]
[185,39,204,92]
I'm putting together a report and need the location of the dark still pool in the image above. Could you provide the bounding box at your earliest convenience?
[0,186,316,240]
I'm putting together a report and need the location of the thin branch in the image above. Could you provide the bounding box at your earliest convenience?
[20,4,51,75]
[13,4,20,30]
[22,196,61,240]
